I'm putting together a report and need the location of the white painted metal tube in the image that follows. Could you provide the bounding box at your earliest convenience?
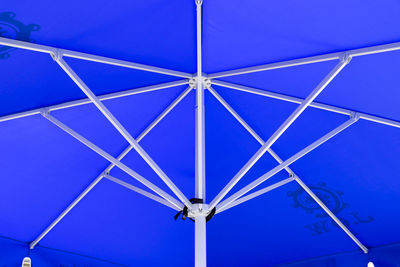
[209,60,349,210]
[0,80,189,123]
[208,87,368,253]
[29,144,133,249]
[0,37,192,78]
[195,215,207,267]
[55,57,193,209]
[195,0,206,201]
[208,41,400,79]
[295,177,368,253]
[42,112,184,210]
[217,177,295,214]
[211,80,400,129]
[30,86,191,249]
[104,174,180,211]
[216,116,359,211]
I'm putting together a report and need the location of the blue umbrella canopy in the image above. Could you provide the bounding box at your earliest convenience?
[0,1,399,266]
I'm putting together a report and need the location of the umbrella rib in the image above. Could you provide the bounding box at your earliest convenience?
[209,58,350,210]
[0,79,189,123]
[208,41,400,79]
[211,80,400,129]
[104,174,181,211]
[53,56,193,210]
[0,37,192,78]
[30,87,191,249]
[208,86,368,253]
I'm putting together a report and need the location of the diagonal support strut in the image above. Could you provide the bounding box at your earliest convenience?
[42,111,183,211]
[53,54,193,209]
[208,86,368,253]
[29,86,192,249]
[209,57,351,210]
[216,116,359,212]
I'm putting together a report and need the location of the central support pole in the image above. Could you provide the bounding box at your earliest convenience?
[195,215,207,267]
[195,0,206,266]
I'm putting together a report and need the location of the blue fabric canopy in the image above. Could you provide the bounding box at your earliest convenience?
[0,1,399,266]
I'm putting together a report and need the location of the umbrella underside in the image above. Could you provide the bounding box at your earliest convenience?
[0,1,399,266]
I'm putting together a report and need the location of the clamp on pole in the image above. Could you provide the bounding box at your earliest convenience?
[196,0,203,6]
[174,199,216,222]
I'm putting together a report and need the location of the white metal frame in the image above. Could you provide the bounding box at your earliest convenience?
[208,57,351,210]
[1,0,400,264]
[207,86,368,253]
[29,85,193,249]
[194,1,207,266]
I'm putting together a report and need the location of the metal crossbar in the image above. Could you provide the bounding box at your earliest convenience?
[42,111,183,210]
[209,58,350,210]
[216,117,359,210]
[208,41,400,79]
[211,80,400,129]
[0,37,192,78]
[4,5,400,262]
[0,80,189,123]
[208,86,368,253]
[29,86,193,249]
[53,56,193,209]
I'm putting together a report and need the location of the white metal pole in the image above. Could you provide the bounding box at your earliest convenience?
[209,58,350,210]
[208,87,368,253]
[195,2,206,201]
[211,80,400,129]
[208,42,400,79]
[42,111,184,210]
[0,37,192,78]
[195,1,207,266]
[195,215,207,267]
[54,56,193,209]
[217,116,359,211]
[0,80,189,124]
[30,87,191,249]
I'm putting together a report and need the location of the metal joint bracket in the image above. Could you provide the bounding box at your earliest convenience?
[340,52,352,64]
[50,49,63,62]
[39,108,50,118]
[195,0,203,6]
[189,204,210,218]
[189,77,197,88]
[350,112,360,121]
[203,78,211,89]
[192,76,211,90]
